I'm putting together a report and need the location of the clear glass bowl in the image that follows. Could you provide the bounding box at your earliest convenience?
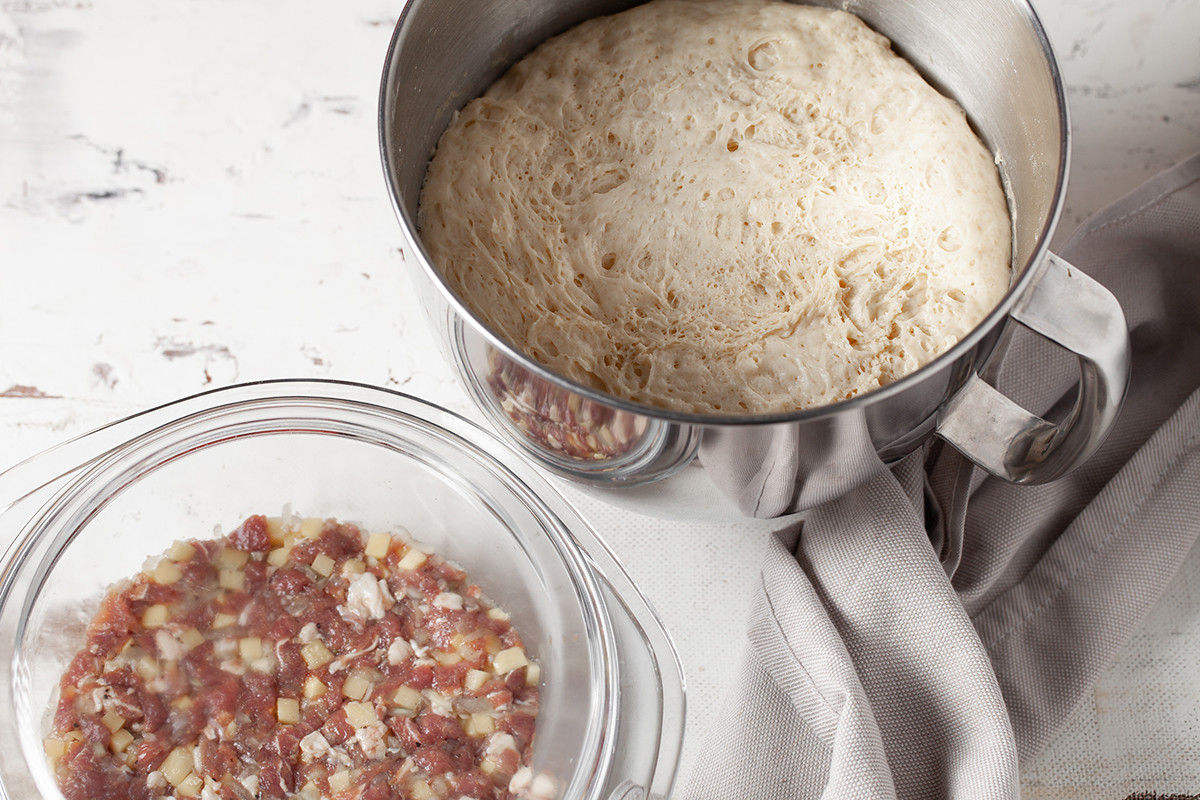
[0,380,683,800]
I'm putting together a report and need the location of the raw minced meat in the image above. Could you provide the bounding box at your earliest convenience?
[44,513,542,800]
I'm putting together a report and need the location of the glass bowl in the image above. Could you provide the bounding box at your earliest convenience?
[0,379,683,800]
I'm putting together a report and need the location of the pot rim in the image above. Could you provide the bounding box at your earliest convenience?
[376,0,1071,427]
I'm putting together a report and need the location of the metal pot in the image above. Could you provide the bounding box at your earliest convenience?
[377,0,1130,520]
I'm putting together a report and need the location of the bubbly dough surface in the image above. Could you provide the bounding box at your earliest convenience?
[419,0,1012,414]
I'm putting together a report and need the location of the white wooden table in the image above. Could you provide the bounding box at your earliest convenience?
[2,0,1197,794]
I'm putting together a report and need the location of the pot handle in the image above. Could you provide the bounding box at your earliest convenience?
[936,252,1130,483]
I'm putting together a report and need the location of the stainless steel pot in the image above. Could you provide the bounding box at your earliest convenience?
[378,0,1130,520]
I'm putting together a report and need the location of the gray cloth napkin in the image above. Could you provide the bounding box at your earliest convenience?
[682,153,1200,799]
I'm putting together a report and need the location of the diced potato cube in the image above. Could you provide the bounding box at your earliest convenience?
[297,782,322,800]
[467,713,495,737]
[43,738,67,762]
[239,637,263,661]
[267,545,293,567]
[433,650,462,666]
[218,569,245,591]
[299,517,324,540]
[311,554,336,578]
[141,604,169,628]
[153,559,183,585]
[134,654,159,681]
[343,701,376,728]
[301,640,334,669]
[167,540,196,562]
[161,746,193,786]
[216,547,250,570]
[456,636,485,661]
[492,647,529,675]
[176,773,203,798]
[364,532,392,560]
[110,729,134,753]
[525,662,541,687]
[100,709,125,733]
[179,627,205,652]
[464,669,490,692]
[398,548,427,570]
[172,696,194,711]
[392,685,422,712]
[486,607,511,622]
[328,770,352,793]
[342,674,373,701]
[265,516,287,546]
[303,676,327,700]
[341,558,365,576]
[410,778,435,800]
[276,698,300,725]
[211,613,236,630]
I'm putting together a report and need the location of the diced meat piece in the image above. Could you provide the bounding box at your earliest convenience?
[196,737,241,782]
[57,745,111,800]
[498,711,537,751]
[432,661,472,693]
[239,669,277,714]
[413,744,456,777]
[256,749,294,796]
[133,738,167,773]
[86,593,138,656]
[267,613,301,643]
[229,515,270,552]
[449,770,496,799]
[274,641,307,691]
[418,711,465,744]
[238,562,269,600]
[269,567,311,596]
[320,708,357,747]
[317,522,363,561]
[406,663,435,691]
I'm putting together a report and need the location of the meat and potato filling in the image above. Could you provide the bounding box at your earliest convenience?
[44,513,542,800]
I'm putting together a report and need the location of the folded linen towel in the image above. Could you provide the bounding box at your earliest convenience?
[682,154,1200,799]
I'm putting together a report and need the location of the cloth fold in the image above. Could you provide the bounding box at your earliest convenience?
[682,154,1200,799]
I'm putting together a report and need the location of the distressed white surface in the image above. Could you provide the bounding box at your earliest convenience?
[1,0,1197,795]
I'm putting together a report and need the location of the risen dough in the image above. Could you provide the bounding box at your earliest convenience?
[418,0,1011,414]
